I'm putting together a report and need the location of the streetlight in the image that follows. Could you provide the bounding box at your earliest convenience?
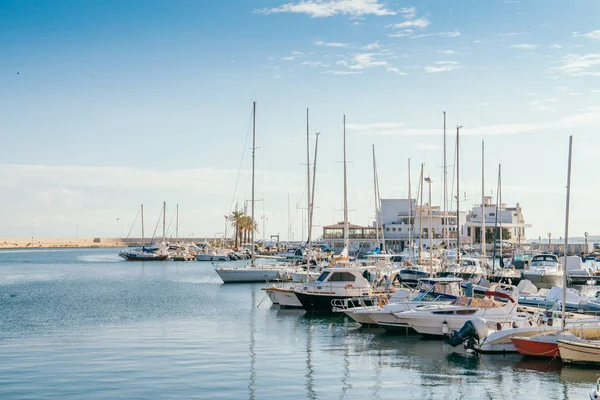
[585,231,589,247]
[547,232,551,245]
[424,176,433,277]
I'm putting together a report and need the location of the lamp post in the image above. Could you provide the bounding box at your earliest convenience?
[547,232,551,245]
[424,176,433,278]
[585,231,589,246]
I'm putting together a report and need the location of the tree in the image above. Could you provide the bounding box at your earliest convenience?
[229,210,245,248]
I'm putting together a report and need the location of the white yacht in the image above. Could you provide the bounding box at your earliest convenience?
[523,254,563,289]
[195,242,231,261]
[565,255,593,284]
[445,257,486,283]
[389,286,523,336]
[344,277,463,328]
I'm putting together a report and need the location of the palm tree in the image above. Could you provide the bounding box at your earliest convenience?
[239,215,259,246]
[229,210,245,249]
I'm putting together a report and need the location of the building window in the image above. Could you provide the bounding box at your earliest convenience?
[489,213,495,216]
[386,228,390,231]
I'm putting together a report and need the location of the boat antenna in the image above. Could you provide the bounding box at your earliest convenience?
[562,135,573,331]
[251,101,257,267]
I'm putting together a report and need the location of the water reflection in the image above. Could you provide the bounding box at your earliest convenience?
[305,320,316,400]
[248,288,256,400]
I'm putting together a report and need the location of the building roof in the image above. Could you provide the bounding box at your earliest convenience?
[323,222,375,230]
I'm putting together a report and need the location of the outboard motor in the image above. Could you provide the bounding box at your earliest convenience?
[446,317,488,348]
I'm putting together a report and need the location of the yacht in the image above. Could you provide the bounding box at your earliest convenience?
[444,257,486,283]
[389,286,523,336]
[344,277,463,328]
[195,242,231,261]
[292,266,396,312]
[522,254,563,289]
[565,255,593,285]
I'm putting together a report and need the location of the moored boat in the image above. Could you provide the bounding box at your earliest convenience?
[558,339,600,366]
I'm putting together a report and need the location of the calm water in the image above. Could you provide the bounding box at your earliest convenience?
[0,248,597,399]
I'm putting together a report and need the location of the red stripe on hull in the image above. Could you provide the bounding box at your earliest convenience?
[511,337,559,358]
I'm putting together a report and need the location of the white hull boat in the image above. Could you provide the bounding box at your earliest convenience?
[196,253,229,262]
[264,286,302,307]
[215,266,284,283]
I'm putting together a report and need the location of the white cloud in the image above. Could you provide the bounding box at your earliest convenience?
[254,0,396,18]
[346,106,600,137]
[361,42,380,50]
[573,30,600,40]
[335,52,405,75]
[281,56,296,61]
[301,60,330,67]
[497,32,520,37]
[389,30,460,39]
[424,61,462,73]
[392,17,431,29]
[510,44,538,50]
[552,53,600,77]
[473,40,483,44]
[550,44,563,49]
[438,49,455,55]
[314,40,349,48]
[399,7,416,19]
[292,51,304,55]
[528,100,556,112]
[321,70,362,75]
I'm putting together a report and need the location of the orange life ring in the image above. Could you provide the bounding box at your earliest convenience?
[346,284,354,289]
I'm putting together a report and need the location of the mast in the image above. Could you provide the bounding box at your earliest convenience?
[562,135,573,330]
[376,156,386,253]
[481,141,486,260]
[372,145,380,250]
[176,204,179,242]
[492,164,500,275]
[418,163,424,264]
[310,133,320,266]
[251,101,257,267]
[408,159,413,256]
[456,126,461,264]
[499,164,503,267]
[443,111,448,249]
[427,176,433,277]
[162,201,166,243]
[141,204,145,249]
[343,115,349,252]
[306,108,312,266]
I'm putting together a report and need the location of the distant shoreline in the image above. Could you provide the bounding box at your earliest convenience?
[0,238,124,250]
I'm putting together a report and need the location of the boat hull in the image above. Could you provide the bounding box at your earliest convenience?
[510,337,559,358]
[267,288,302,308]
[120,253,168,261]
[216,268,282,283]
[295,292,377,312]
[399,269,429,285]
[558,340,600,365]
[522,272,563,289]
[196,254,229,261]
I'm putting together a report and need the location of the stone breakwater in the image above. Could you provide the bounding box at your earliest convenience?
[0,238,124,249]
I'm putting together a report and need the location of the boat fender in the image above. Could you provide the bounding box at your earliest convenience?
[346,284,354,289]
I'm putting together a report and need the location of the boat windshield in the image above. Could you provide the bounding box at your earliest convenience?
[450,297,503,308]
[316,272,330,282]
[531,261,558,267]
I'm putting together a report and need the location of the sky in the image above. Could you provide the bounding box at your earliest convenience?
[1,0,600,241]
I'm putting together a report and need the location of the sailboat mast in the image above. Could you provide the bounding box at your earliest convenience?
[499,164,503,265]
[306,108,312,265]
[162,201,166,243]
[482,141,486,260]
[456,126,461,264]
[141,204,145,248]
[343,115,349,251]
[310,133,319,246]
[408,159,412,256]
[176,204,179,242]
[372,145,380,249]
[418,163,424,264]
[376,157,386,253]
[443,111,448,249]
[562,135,573,330]
[251,101,257,267]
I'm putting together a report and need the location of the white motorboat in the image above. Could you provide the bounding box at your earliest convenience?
[519,284,600,314]
[444,257,486,283]
[390,286,523,336]
[344,278,462,328]
[558,339,600,366]
[263,284,303,308]
[293,266,397,312]
[522,254,563,289]
[195,242,231,261]
[447,312,600,353]
[565,255,593,284]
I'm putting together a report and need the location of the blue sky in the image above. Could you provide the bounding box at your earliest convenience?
[2,0,600,241]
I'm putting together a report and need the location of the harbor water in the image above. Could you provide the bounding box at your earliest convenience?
[0,248,597,399]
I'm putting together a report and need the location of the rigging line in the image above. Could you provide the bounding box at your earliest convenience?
[150,207,163,244]
[125,209,140,240]
[226,107,255,220]
[165,211,176,238]
[449,137,458,212]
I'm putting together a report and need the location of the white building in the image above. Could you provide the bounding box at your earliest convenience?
[378,199,468,252]
[464,196,530,249]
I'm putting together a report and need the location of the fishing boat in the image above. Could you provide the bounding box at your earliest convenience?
[557,339,600,366]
